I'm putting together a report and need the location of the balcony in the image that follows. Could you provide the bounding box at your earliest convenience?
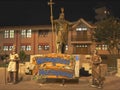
[71,37,91,41]
[71,37,92,44]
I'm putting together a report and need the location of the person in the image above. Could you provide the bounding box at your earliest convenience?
[7,45,19,84]
[54,8,70,54]
[90,49,103,88]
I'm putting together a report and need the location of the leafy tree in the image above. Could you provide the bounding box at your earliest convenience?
[19,50,26,62]
[94,16,120,55]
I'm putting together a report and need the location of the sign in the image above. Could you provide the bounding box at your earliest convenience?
[32,53,76,79]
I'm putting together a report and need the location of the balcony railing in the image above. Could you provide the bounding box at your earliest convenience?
[71,37,91,41]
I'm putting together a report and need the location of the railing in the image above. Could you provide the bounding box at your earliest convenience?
[71,37,91,41]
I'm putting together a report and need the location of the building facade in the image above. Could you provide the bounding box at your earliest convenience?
[0,18,109,56]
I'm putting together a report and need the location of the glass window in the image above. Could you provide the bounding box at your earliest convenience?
[27,29,32,38]
[4,30,9,38]
[76,44,88,48]
[44,45,49,50]
[38,44,50,51]
[21,30,26,38]
[9,46,13,51]
[26,45,31,51]
[3,46,9,51]
[96,44,108,50]
[21,45,31,51]
[21,46,26,50]
[65,45,68,51]
[3,45,14,51]
[38,45,42,50]
[10,30,14,38]
[76,27,87,31]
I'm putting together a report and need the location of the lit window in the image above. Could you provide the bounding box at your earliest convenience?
[3,46,9,51]
[38,45,42,50]
[27,29,32,38]
[4,30,14,38]
[76,44,88,48]
[21,30,26,38]
[96,44,108,50]
[76,27,87,31]
[26,45,31,51]
[9,46,13,51]
[65,45,68,51]
[44,45,49,50]
[4,30,9,38]
[21,46,26,51]
[21,45,31,51]
[3,45,14,51]
[38,44,49,51]
[10,30,14,38]
[21,29,32,38]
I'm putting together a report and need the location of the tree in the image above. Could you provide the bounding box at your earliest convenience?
[19,50,26,62]
[94,16,120,55]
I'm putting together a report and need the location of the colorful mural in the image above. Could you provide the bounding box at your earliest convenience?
[32,53,76,79]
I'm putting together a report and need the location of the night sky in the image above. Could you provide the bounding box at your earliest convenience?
[0,0,119,26]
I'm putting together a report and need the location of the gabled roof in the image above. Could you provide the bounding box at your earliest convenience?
[72,18,96,29]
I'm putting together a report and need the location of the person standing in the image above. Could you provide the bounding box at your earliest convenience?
[7,45,19,84]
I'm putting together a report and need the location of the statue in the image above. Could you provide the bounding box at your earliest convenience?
[90,50,104,88]
[7,45,19,84]
[54,8,71,54]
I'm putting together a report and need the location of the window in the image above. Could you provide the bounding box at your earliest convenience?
[21,45,31,51]
[4,30,14,38]
[21,46,26,51]
[10,30,14,38]
[74,44,89,54]
[44,45,49,50]
[9,46,14,51]
[38,45,42,50]
[38,44,49,51]
[65,45,68,51]
[76,27,87,31]
[96,44,108,50]
[21,30,26,38]
[4,30,9,38]
[3,45,13,51]
[76,44,88,48]
[26,45,31,51]
[3,46,8,51]
[27,29,32,38]
[21,29,32,38]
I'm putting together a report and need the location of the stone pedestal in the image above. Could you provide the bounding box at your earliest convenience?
[116,59,120,77]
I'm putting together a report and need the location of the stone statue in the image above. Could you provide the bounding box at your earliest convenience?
[7,45,19,84]
[54,8,71,53]
[90,50,103,88]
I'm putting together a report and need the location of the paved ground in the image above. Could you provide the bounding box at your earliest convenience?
[0,67,120,90]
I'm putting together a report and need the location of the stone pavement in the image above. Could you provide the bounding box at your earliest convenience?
[0,67,120,90]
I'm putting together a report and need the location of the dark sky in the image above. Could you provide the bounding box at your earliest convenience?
[0,0,119,26]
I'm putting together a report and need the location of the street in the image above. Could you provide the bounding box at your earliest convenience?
[0,68,120,90]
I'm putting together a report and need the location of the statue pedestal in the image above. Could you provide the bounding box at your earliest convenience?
[116,59,120,77]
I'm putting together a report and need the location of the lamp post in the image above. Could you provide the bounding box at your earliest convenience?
[48,0,55,53]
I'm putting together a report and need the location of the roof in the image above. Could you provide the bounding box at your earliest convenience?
[72,18,96,29]
[0,25,52,31]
